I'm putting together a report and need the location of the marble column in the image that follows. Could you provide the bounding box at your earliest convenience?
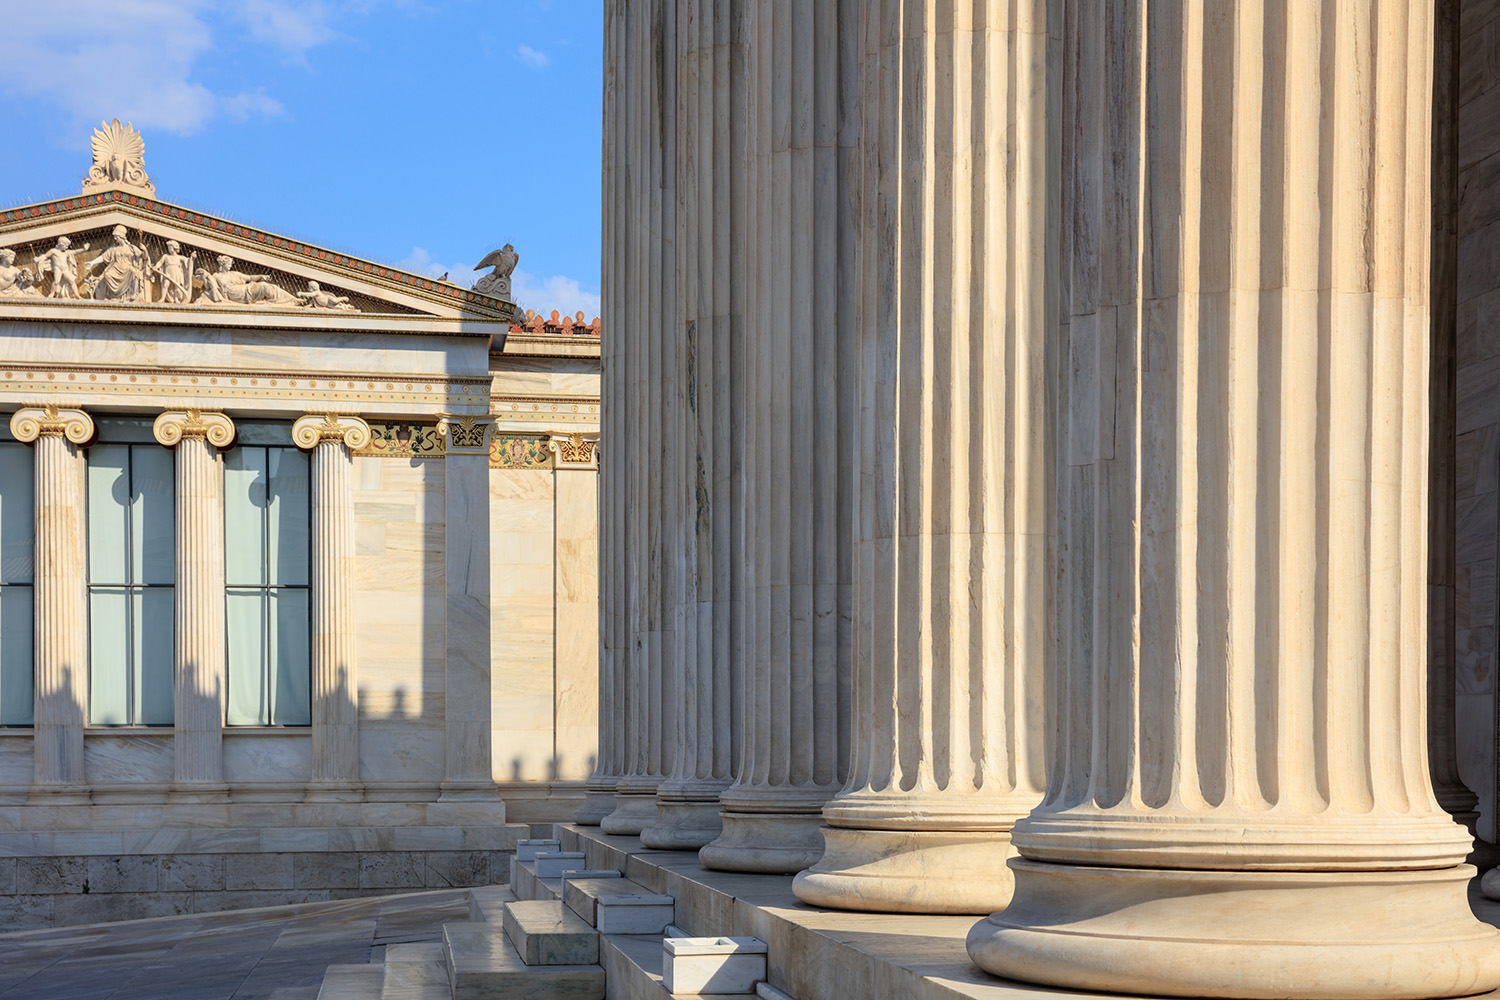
[436,414,503,814]
[641,0,744,852]
[601,0,681,838]
[700,0,857,875]
[293,414,369,802]
[968,2,1500,997]
[11,406,92,802]
[153,409,234,801]
[792,0,1056,915]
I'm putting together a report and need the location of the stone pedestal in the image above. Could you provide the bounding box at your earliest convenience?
[154,410,235,803]
[700,0,856,876]
[789,0,1055,915]
[293,414,369,803]
[11,407,93,803]
[966,1,1500,995]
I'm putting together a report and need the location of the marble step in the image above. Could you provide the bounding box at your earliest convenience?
[502,899,600,966]
[470,884,519,923]
[442,921,605,1000]
[533,852,590,878]
[316,963,385,1000]
[381,942,451,1000]
[563,874,651,928]
[516,838,562,861]
[511,859,562,902]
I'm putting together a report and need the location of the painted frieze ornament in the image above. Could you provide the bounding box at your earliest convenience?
[292,413,371,451]
[153,409,235,448]
[473,243,518,299]
[82,119,155,197]
[439,413,494,454]
[10,404,94,444]
[548,432,599,468]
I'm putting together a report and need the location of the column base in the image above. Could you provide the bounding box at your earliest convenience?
[572,777,617,826]
[699,811,827,874]
[791,825,1019,915]
[601,781,660,836]
[969,859,1500,1000]
[27,783,92,806]
[167,783,230,805]
[303,781,364,804]
[640,780,728,850]
[437,779,501,802]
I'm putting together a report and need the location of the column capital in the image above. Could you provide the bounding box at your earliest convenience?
[10,405,93,445]
[293,412,370,452]
[548,432,599,469]
[153,409,235,449]
[437,413,494,455]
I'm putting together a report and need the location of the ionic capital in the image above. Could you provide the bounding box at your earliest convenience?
[293,413,371,452]
[10,405,94,445]
[548,432,599,469]
[153,409,235,448]
[437,413,495,455]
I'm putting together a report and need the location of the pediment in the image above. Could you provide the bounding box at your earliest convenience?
[0,192,515,336]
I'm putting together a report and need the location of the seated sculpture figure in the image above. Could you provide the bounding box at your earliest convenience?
[196,255,300,306]
[296,280,356,311]
[0,249,41,298]
[83,225,150,302]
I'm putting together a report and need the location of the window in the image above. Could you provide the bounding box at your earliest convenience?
[87,423,175,726]
[0,425,33,727]
[224,440,310,726]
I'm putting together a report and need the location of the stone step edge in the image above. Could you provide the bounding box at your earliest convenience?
[502,898,600,966]
[598,930,758,1000]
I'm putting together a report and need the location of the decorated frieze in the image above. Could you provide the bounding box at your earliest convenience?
[491,433,555,470]
[356,422,447,458]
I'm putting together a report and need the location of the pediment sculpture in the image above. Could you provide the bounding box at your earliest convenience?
[0,226,404,313]
[474,243,518,299]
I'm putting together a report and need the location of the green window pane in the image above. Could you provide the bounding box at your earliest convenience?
[132,446,175,586]
[87,445,130,585]
[136,588,175,725]
[226,589,268,726]
[89,587,130,725]
[271,588,311,726]
[0,586,33,726]
[268,449,309,586]
[0,443,34,585]
[224,448,268,586]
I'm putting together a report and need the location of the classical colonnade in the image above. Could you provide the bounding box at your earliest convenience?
[585,1,1500,997]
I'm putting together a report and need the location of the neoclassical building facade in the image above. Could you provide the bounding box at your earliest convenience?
[0,124,601,927]
[581,1,1500,998]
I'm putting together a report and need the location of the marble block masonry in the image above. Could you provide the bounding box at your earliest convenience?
[591,1,1500,998]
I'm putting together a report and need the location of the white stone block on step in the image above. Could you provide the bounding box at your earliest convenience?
[594,893,675,935]
[662,937,768,995]
[533,851,588,878]
[560,869,620,880]
[502,899,599,966]
[516,838,562,861]
[563,876,649,926]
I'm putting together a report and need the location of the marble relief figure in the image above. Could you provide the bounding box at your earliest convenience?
[296,280,355,311]
[83,225,150,302]
[197,255,301,306]
[0,249,40,298]
[151,240,194,304]
[32,236,90,298]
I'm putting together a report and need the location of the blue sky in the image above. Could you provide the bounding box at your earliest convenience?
[0,0,604,318]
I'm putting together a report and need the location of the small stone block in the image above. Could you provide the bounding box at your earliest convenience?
[594,893,675,935]
[442,922,604,1000]
[516,839,562,862]
[562,876,649,927]
[532,852,588,878]
[559,869,621,880]
[502,900,599,965]
[662,937,768,995]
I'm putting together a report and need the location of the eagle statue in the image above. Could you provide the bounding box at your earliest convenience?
[473,243,518,300]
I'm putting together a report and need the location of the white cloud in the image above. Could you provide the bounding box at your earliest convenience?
[517,44,550,69]
[512,268,601,320]
[222,89,286,122]
[397,246,471,283]
[237,0,338,53]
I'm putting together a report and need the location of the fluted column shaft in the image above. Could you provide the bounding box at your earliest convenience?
[293,414,369,800]
[602,0,681,836]
[13,407,92,800]
[970,2,1500,997]
[641,0,745,852]
[153,410,234,796]
[700,0,857,876]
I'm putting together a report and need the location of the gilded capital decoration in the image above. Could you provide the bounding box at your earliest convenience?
[548,432,599,469]
[9,404,93,444]
[438,413,494,455]
[293,413,372,451]
[153,408,235,448]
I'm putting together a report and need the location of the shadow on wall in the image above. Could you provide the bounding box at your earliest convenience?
[508,752,596,782]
